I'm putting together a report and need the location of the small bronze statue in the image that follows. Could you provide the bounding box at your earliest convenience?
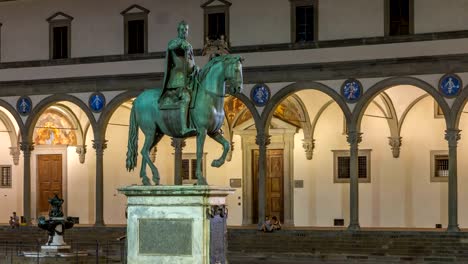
[38,194,74,246]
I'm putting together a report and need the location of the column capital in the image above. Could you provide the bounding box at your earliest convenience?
[346,131,362,146]
[9,146,20,165]
[92,140,108,153]
[388,136,402,158]
[255,133,271,147]
[445,129,461,147]
[171,138,186,151]
[302,138,315,160]
[76,145,87,164]
[20,142,34,153]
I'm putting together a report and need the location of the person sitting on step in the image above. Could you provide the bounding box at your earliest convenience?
[261,216,273,232]
[9,212,19,229]
[271,216,281,231]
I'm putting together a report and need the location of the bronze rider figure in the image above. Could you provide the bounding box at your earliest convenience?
[160,21,198,135]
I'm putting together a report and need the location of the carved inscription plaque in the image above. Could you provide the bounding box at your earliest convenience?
[139,219,192,255]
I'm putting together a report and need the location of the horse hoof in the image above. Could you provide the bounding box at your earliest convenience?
[211,160,224,168]
[142,179,151,186]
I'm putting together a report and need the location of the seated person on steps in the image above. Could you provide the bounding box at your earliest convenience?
[271,216,281,231]
[9,212,19,228]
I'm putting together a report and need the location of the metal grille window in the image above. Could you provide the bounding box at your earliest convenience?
[0,166,11,188]
[181,153,206,184]
[434,155,449,177]
[430,151,449,182]
[333,150,371,183]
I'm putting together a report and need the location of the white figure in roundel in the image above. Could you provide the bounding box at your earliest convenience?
[255,87,266,104]
[92,95,103,110]
[444,77,457,94]
[20,98,29,113]
[345,82,359,100]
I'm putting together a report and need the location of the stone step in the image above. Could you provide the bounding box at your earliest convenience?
[227,229,468,262]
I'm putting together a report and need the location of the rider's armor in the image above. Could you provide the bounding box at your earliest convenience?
[167,39,196,89]
[162,37,197,135]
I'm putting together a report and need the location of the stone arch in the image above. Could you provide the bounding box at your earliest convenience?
[0,111,20,147]
[48,103,85,146]
[0,110,21,164]
[222,93,260,161]
[352,77,451,131]
[261,81,351,134]
[450,83,468,129]
[398,94,430,134]
[98,90,142,140]
[233,92,261,129]
[0,99,25,136]
[24,94,97,142]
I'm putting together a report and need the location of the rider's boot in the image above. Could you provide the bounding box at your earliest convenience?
[180,104,196,136]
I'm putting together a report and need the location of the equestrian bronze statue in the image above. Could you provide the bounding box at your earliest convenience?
[126,21,243,185]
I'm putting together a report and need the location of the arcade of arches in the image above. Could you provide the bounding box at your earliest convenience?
[2,77,468,231]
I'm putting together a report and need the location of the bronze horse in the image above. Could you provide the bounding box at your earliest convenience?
[126,55,243,185]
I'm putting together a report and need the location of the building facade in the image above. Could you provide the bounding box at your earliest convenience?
[0,0,468,231]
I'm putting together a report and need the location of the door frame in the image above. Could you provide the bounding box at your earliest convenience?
[234,118,297,226]
[32,145,68,220]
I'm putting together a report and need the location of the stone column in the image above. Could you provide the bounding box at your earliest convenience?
[20,142,34,225]
[255,133,270,225]
[171,138,186,185]
[347,131,362,231]
[445,129,460,232]
[92,139,107,226]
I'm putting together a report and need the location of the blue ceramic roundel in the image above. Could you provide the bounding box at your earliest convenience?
[89,92,106,112]
[439,74,461,97]
[16,96,32,116]
[341,79,362,102]
[251,84,270,107]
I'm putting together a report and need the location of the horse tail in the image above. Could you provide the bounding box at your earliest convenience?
[126,104,139,171]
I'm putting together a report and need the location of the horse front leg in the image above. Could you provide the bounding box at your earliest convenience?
[209,131,230,168]
[196,130,208,185]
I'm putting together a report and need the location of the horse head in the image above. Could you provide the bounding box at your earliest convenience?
[224,55,244,95]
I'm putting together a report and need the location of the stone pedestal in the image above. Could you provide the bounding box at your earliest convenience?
[118,185,234,264]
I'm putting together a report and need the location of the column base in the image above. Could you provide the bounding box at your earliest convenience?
[447,224,460,232]
[347,222,360,231]
[94,221,105,227]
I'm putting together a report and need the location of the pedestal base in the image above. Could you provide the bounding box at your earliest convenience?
[119,185,234,264]
[41,245,71,252]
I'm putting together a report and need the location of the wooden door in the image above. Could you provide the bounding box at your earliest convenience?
[252,149,284,223]
[37,154,62,216]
